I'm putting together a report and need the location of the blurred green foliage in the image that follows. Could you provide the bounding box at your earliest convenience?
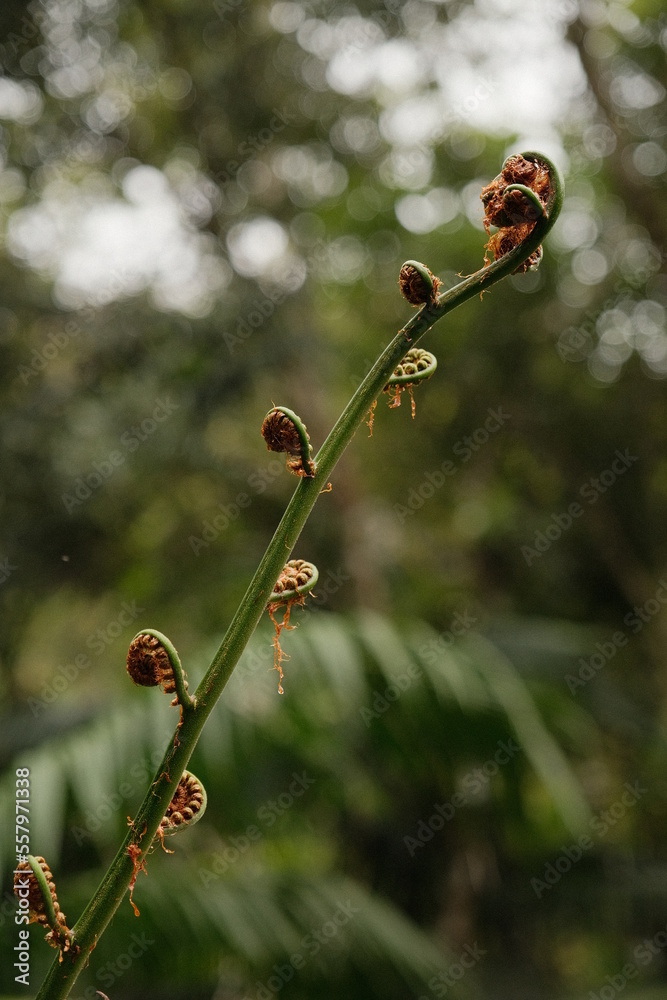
[0,0,666,997]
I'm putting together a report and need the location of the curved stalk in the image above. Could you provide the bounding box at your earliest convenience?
[269,560,319,603]
[387,348,437,386]
[35,152,562,999]
[24,856,72,953]
[262,406,315,477]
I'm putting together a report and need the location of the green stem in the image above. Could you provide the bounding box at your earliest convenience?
[35,152,562,999]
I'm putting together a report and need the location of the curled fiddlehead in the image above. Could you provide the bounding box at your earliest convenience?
[14,855,76,957]
[261,406,315,477]
[269,558,319,603]
[126,629,194,712]
[398,260,441,306]
[383,347,438,418]
[157,770,207,845]
[481,152,558,272]
[266,559,319,693]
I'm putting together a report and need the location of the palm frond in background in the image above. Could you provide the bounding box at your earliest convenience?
[0,610,624,998]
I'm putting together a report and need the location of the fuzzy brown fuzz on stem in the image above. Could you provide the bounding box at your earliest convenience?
[126,842,146,917]
[384,382,417,417]
[485,227,543,271]
[285,454,309,476]
[266,559,318,693]
[267,600,300,694]
[383,347,437,418]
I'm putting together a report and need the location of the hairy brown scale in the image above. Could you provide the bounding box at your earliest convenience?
[261,410,302,454]
[480,154,552,272]
[160,772,204,831]
[14,857,72,952]
[273,559,314,593]
[125,634,189,705]
[262,410,314,477]
[398,264,441,305]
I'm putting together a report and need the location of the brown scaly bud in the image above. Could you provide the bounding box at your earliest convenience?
[398,260,441,306]
[480,153,553,271]
[269,559,319,601]
[261,406,315,477]
[158,771,207,838]
[262,409,301,453]
[127,633,177,694]
[485,227,543,272]
[266,559,319,694]
[126,630,193,710]
[502,186,543,225]
[14,856,74,953]
[481,155,549,228]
